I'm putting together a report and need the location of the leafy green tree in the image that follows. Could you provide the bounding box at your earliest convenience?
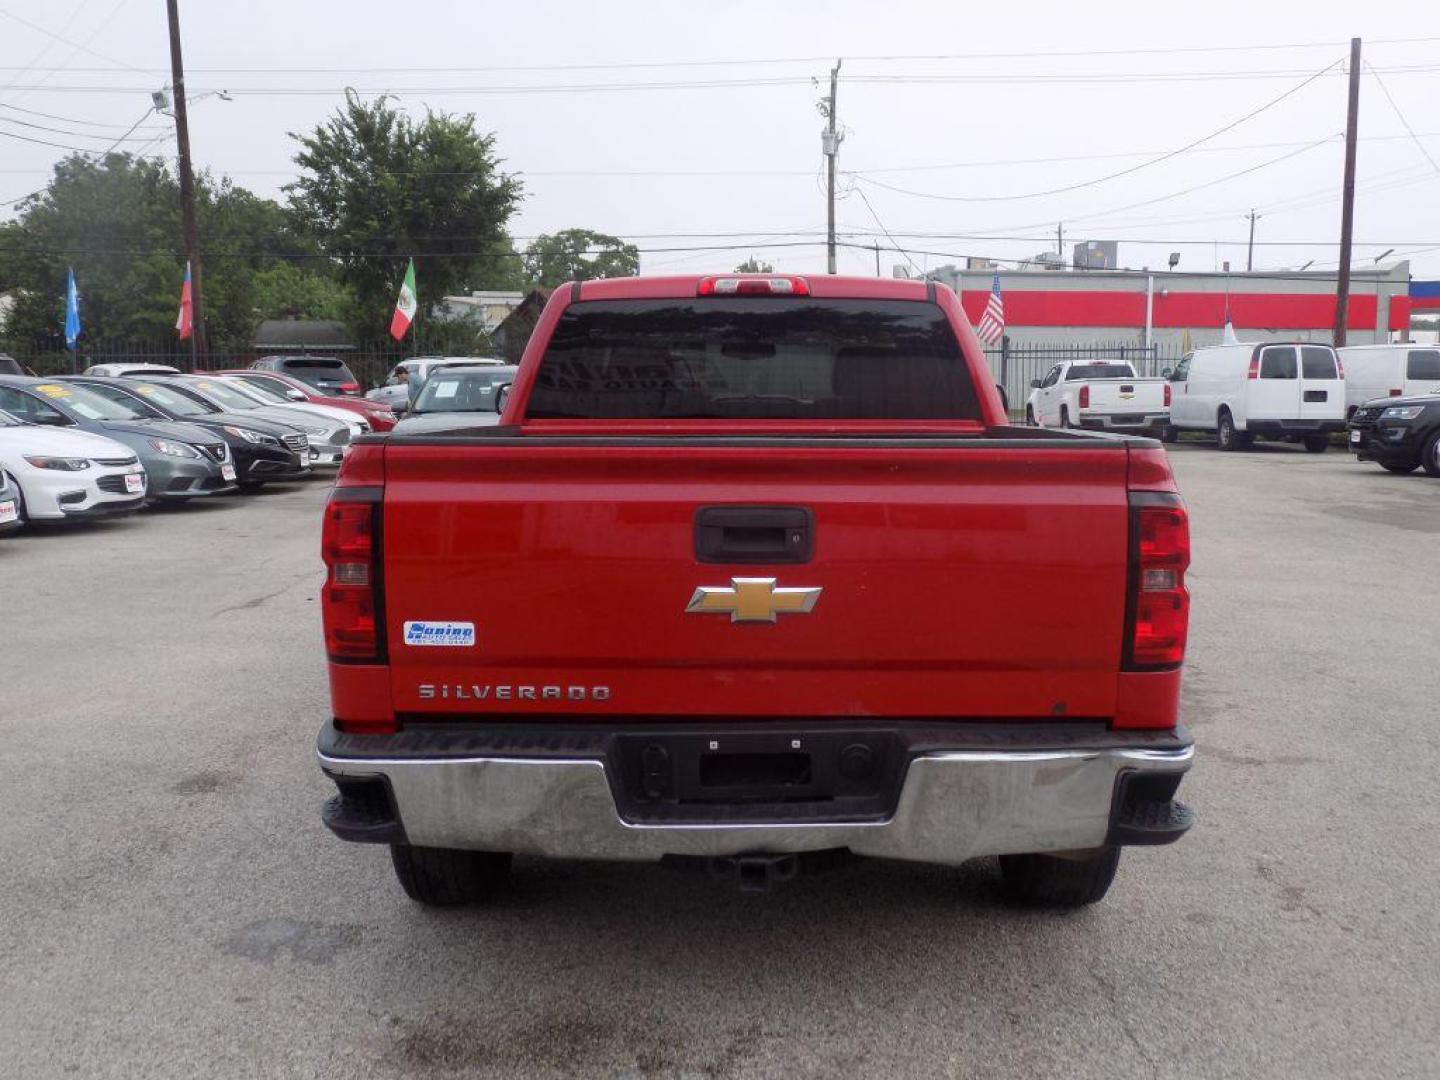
[522,228,639,287]
[734,256,774,273]
[0,153,321,356]
[250,261,351,321]
[287,93,522,346]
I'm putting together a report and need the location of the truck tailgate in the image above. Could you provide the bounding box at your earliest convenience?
[382,439,1131,720]
[1085,379,1167,414]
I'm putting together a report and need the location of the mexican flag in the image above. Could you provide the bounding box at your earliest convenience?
[389,258,417,340]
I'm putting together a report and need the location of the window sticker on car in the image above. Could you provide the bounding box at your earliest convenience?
[135,386,156,396]
[34,384,71,398]
[403,621,476,647]
[433,382,459,399]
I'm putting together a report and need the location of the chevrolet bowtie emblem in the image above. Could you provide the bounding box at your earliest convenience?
[685,577,822,623]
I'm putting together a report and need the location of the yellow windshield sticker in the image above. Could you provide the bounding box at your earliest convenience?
[135,385,156,396]
[34,383,72,398]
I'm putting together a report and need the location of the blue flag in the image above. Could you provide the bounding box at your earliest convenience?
[64,267,80,350]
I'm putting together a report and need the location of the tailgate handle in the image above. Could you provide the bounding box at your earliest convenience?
[695,506,814,564]
[1120,384,1134,392]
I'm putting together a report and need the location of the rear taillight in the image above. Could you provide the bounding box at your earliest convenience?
[1163,383,1172,407]
[1125,493,1190,670]
[340,382,360,393]
[697,275,811,296]
[1248,356,1260,380]
[1079,385,1090,409]
[1390,388,1404,396]
[322,495,382,661]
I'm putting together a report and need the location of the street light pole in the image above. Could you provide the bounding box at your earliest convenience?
[823,59,842,275]
[166,0,206,368]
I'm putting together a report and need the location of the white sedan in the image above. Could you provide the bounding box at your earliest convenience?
[0,409,147,521]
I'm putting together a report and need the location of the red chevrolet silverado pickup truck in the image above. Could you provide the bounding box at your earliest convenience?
[317,273,1193,908]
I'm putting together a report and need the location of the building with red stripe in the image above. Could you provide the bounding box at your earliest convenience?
[931,261,1415,350]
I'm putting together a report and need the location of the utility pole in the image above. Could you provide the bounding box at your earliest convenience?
[823,59,842,275]
[1056,222,1064,257]
[1246,210,1258,272]
[166,0,205,368]
[1333,36,1361,347]
[873,241,881,276]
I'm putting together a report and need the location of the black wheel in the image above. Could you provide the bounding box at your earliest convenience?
[389,845,511,906]
[1423,430,1440,478]
[1025,405,1036,427]
[1303,434,1329,454]
[1000,847,1121,908]
[1381,462,1419,474]
[1159,423,1178,444]
[1216,410,1242,451]
[1060,406,1073,429]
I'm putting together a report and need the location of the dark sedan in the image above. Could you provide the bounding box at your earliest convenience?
[64,376,311,490]
[0,376,236,502]
[1347,394,1440,476]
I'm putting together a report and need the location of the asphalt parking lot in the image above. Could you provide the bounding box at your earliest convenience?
[3,446,1438,1080]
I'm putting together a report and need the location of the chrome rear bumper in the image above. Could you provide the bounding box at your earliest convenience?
[318,729,1192,864]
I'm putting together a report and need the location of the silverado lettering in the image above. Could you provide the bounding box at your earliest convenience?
[317,273,1194,910]
[417,684,612,702]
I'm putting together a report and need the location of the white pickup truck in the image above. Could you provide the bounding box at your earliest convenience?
[1025,360,1170,434]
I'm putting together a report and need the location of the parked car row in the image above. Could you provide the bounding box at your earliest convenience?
[0,363,399,532]
[1022,342,1440,477]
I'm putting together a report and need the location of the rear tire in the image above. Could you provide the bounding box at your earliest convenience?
[1303,434,1330,454]
[1025,405,1036,427]
[389,844,511,907]
[1060,406,1074,429]
[1216,410,1243,451]
[1159,423,1178,444]
[1000,847,1121,908]
[1423,431,1440,478]
[1381,462,1418,474]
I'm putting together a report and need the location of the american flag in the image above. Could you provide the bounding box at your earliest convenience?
[975,271,1005,345]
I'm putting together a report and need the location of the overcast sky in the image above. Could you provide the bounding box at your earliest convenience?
[2,0,1438,282]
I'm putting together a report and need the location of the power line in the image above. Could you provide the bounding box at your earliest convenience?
[0,0,100,104]
[1,35,1438,75]
[0,6,150,76]
[0,100,163,130]
[849,184,922,277]
[849,60,1342,204]
[1366,60,1440,179]
[6,62,1440,97]
[0,111,159,142]
[983,136,1340,234]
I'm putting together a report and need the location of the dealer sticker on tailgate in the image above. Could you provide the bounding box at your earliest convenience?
[403,621,476,647]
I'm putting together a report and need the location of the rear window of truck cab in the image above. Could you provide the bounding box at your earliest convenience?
[1065,363,1135,381]
[525,298,980,420]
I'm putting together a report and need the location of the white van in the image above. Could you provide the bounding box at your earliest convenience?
[1337,345,1440,414]
[1165,342,1346,452]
